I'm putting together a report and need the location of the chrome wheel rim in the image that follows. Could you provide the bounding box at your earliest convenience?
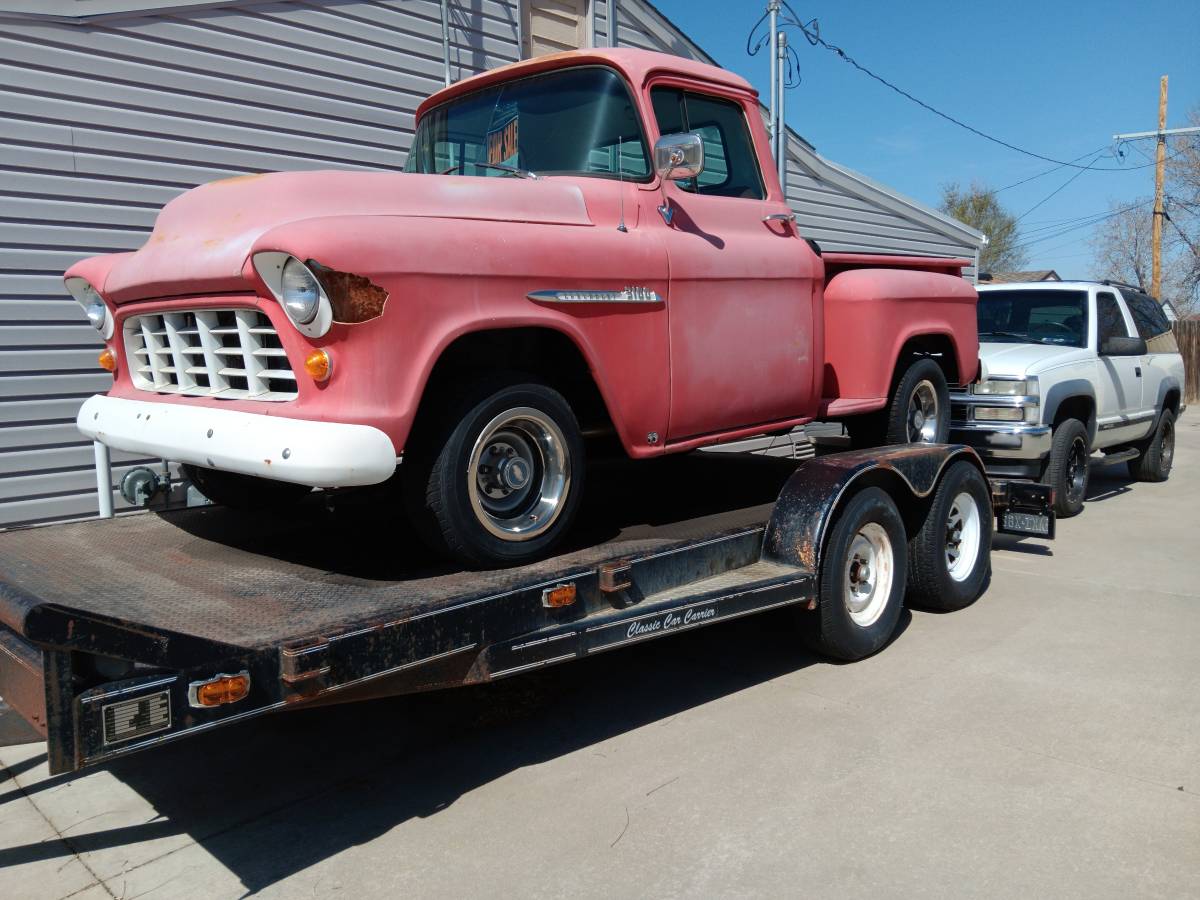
[1161,418,1175,473]
[467,407,570,541]
[844,522,894,627]
[907,380,940,443]
[945,491,982,582]
[1065,437,1088,505]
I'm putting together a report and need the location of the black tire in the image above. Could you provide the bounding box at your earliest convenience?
[1128,408,1175,483]
[802,487,907,661]
[846,357,950,448]
[181,464,312,511]
[1042,418,1089,518]
[404,375,585,569]
[906,461,992,611]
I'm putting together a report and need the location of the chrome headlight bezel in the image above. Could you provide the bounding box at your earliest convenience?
[251,252,332,338]
[64,276,114,340]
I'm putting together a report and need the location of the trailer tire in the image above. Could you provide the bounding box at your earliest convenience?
[804,487,907,661]
[181,464,312,511]
[1043,418,1089,517]
[1127,408,1175,482]
[905,461,992,611]
[404,375,585,569]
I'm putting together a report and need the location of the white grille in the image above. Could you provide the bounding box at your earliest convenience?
[123,308,298,401]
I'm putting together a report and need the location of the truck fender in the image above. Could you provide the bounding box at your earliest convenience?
[1040,380,1097,441]
[762,445,986,573]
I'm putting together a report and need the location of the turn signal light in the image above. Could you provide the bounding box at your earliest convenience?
[98,348,116,372]
[542,583,577,608]
[190,672,251,708]
[304,349,332,382]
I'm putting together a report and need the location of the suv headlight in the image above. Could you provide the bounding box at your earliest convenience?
[64,277,113,339]
[973,378,1036,397]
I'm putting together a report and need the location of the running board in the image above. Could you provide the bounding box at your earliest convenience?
[1091,448,1140,468]
[474,560,814,681]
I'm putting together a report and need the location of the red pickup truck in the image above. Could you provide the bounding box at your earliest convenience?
[69,48,977,567]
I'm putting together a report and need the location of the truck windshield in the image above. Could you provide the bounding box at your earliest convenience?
[977,289,1088,347]
[405,66,651,181]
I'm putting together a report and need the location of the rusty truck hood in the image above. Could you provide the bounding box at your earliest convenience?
[100,171,594,303]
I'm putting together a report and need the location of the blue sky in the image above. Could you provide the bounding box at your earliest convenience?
[650,0,1200,276]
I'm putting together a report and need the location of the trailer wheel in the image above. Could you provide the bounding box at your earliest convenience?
[804,487,907,661]
[405,376,584,568]
[181,464,311,511]
[905,461,992,611]
[1127,408,1175,482]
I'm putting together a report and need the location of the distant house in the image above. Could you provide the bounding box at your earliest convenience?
[977,270,1062,284]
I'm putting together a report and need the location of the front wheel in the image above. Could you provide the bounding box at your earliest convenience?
[1043,418,1089,518]
[802,487,907,661]
[404,377,585,569]
[906,460,992,611]
[846,357,950,448]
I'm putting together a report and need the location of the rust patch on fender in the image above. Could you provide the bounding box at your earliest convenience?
[313,266,389,324]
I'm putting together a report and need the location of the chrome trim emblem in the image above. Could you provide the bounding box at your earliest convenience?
[527,287,663,305]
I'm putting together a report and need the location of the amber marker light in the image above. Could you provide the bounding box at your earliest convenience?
[541,583,577,608]
[98,348,116,372]
[189,671,251,708]
[304,349,332,382]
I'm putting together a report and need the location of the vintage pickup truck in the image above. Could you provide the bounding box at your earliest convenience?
[68,48,978,567]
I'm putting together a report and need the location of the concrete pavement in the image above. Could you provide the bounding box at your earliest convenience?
[3,420,1199,899]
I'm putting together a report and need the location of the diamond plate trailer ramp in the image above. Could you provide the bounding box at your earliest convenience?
[0,447,1052,775]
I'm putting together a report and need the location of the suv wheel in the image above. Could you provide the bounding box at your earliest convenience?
[1128,408,1175,482]
[1043,418,1089,518]
[404,375,585,569]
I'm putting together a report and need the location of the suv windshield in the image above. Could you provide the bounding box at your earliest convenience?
[405,66,650,180]
[977,289,1089,347]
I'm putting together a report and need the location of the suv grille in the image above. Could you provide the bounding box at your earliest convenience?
[123,309,297,401]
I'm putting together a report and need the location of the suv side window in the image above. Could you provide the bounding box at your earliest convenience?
[649,87,765,200]
[1124,292,1171,339]
[1095,292,1130,344]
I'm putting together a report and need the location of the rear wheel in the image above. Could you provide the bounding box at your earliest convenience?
[1128,408,1175,482]
[1043,418,1089,518]
[181,464,312,511]
[404,376,584,569]
[802,487,907,661]
[906,461,992,611]
[847,357,950,448]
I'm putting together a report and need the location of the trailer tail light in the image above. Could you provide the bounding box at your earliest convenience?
[188,671,251,708]
[541,583,577,608]
[304,349,331,383]
[98,348,116,372]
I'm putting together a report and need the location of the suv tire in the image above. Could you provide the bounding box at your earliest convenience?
[1043,418,1089,518]
[1128,408,1176,482]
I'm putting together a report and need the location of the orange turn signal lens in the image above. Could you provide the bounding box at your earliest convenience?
[190,672,251,708]
[541,583,577,608]
[98,348,116,372]
[304,349,331,382]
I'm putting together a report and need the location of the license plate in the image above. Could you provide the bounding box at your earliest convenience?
[1002,511,1051,536]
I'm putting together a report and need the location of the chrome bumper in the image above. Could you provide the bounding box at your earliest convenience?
[949,421,1052,461]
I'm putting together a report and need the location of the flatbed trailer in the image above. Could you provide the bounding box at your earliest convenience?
[0,446,1052,775]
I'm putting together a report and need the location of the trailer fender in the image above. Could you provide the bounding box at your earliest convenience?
[762,444,986,574]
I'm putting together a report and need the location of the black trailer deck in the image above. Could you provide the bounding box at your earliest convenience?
[0,447,1054,774]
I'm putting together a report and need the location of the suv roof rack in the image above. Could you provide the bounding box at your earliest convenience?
[1101,279,1149,295]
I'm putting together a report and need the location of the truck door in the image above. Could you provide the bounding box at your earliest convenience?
[1123,290,1176,439]
[1093,290,1146,446]
[648,86,819,442]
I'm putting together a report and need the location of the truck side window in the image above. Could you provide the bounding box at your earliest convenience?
[649,87,765,200]
[1124,292,1171,339]
[1096,293,1130,343]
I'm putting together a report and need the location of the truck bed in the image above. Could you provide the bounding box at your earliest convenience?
[0,452,797,652]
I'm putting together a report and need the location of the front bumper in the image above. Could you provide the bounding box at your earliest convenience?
[78,394,398,487]
[949,421,1051,478]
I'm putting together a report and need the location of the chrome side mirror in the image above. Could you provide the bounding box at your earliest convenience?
[654,133,705,181]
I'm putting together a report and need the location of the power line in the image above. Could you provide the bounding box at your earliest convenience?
[1015,151,1109,223]
[1008,200,1154,253]
[995,148,1110,193]
[758,4,1175,172]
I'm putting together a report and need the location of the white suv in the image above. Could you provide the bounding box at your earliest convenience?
[950,280,1185,517]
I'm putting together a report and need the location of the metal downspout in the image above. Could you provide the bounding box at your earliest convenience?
[777,30,787,190]
[441,0,451,86]
[608,0,617,47]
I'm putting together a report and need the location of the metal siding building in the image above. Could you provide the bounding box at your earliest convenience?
[0,0,982,528]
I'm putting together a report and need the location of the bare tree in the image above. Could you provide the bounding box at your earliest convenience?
[940,181,1027,273]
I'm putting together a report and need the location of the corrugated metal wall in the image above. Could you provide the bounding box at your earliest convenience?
[0,0,980,528]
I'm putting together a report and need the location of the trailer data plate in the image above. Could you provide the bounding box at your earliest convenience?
[102,691,171,745]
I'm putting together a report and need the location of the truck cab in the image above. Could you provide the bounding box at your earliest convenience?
[950,280,1185,517]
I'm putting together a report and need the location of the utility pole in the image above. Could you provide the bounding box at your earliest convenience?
[1113,75,1200,298]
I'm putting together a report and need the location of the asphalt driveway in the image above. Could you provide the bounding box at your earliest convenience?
[2,419,1198,899]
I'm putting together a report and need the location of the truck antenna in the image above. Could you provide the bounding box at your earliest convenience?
[617,136,628,233]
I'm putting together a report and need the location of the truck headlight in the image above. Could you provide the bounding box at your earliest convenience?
[64,277,113,339]
[973,379,1035,397]
[281,257,321,325]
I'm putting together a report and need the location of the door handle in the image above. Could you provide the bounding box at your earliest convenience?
[1135,366,1142,377]
[763,213,796,223]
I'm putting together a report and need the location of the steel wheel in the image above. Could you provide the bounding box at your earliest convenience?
[843,522,895,627]
[907,379,940,443]
[1065,435,1088,507]
[467,407,570,541]
[944,491,982,582]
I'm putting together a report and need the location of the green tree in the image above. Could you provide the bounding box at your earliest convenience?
[939,181,1027,273]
